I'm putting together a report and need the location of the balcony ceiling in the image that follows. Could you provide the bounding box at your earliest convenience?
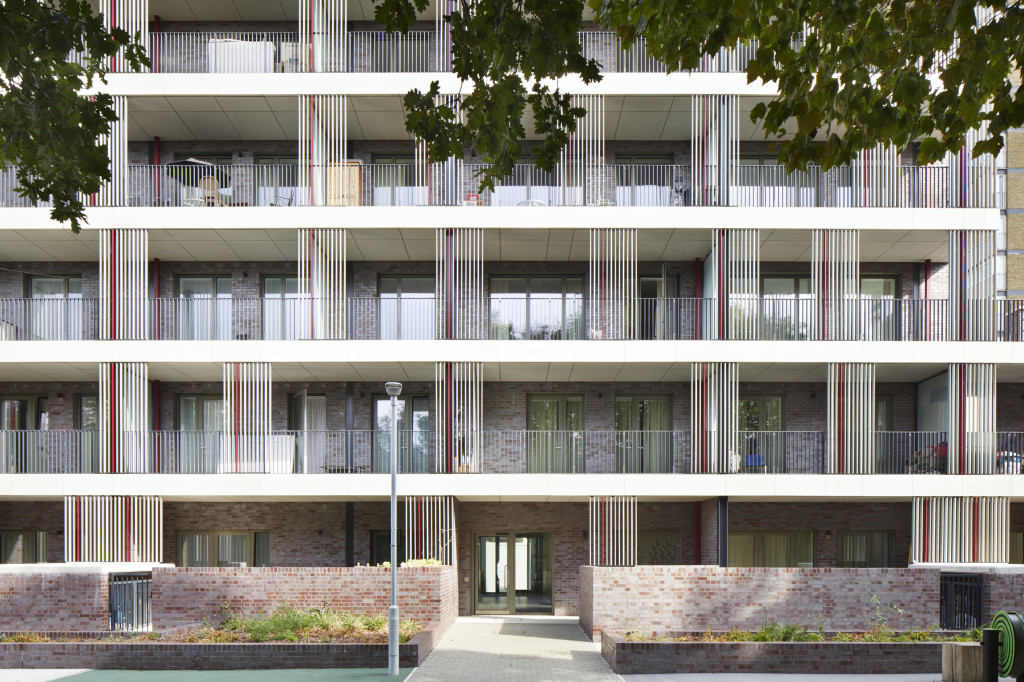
[146,0,436,22]
[4,360,1024,384]
[126,96,782,143]
[0,228,950,263]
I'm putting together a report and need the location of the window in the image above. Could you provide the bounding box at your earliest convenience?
[177,276,232,340]
[379,276,434,340]
[615,396,671,473]
[614,156,677,207]
[371,156,417,206]
[837,531,890,568]
[179,531,269,567]
[29,276,83,340]
[860,276,899,340]
[178,395,224,473]
[1012,532,1023,564]
[256,157,300,206]
[728,531,814,567]
[762,276,813,340]
[263,276,301,340]
[0,396,48,473]
[79,395,99,473]
[1,531,47,563]
[489,277,583,340]
[370,530,406,565]
[374,395,430,472]
[527,395,584,473]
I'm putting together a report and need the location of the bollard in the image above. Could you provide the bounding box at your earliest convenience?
[982,629,998,682]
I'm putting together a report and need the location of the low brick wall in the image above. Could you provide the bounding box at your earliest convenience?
[602,633,942,675]
[152,565,459,631]
[0,570,108,632]
[580,565,941,640]
[0,627,437,670]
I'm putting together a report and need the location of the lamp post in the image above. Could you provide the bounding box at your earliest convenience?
[385,381,402,676]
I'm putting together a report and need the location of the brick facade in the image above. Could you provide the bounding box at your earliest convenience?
[580,565,941,640]
[0,569,108,631]
[151,565,458,631]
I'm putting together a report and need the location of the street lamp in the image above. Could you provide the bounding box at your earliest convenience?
[385,381,402,676]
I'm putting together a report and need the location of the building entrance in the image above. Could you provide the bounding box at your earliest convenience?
[474,532,553,614]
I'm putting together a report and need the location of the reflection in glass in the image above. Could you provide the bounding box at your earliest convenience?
[373,396,430,472]
[527,396,584,472]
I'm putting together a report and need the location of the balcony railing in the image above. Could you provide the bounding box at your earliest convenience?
[578,32,758,73]
[3,161,993,209]
[3,429,1023,475]
[0,296,1017,342]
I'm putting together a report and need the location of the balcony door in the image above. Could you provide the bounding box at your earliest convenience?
[0,397,47,473]
[379,276,434,340]
[615,396,671,472]
[263,276,302,340]
[29,276,82,340]
[177,276,231,340]
[527,395,583,472]
[290,391,326,473]
[860,276,898,340]
[373,395,430,472]
[762,276,812,340]
[178,395,223,472]
[474,532,553,615]
[489,276,583,340]
[738,395,784,472]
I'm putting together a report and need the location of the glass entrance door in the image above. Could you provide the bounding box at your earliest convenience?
[474,532,553,615]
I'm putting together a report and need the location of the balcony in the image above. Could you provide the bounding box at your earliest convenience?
[3,297,1023,342]
[3,429,1023,475]
[31,161,997,209]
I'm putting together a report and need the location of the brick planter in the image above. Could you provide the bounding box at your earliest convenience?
[0,626,439,670]
[602,632,942,675]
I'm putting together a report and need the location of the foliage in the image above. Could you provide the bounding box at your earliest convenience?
[402,558,442,567]
[375,0,1017,188]
[623,622,982,643]
[0,0,148,231]
[865,593,905,638]
[213,603,422,643]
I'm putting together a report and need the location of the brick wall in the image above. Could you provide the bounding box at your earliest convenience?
[580,565,942,640]
[0,501,64,563]
[456,502,587,616]
[0,569,108,631]
[151,565,458,631]
[700,498,720,565]
[729,502,913,569]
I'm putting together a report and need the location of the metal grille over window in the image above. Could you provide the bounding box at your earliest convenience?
[811,228,860,340]
[404,495,455,565]
[559,94,606,206]
[707,228,759,340]
[435,227,484,339]
[912,496,1008,563]
[589,495,636,566]
[297,228,346,339]
[827,362,876,473]
[948,363,996,474]
[222,362,273,472]
[299,0,347,72]
[587,227,637,340]
[637,530,680,565]
[691,362,738,473]
[109,572,152,631]
[99,362,149,473]
[435,361,481,473]
[692,95,738,207]
[64,495,162,563]
[298,95,349,206]
[949,229,996,341]
[99,228,148,340]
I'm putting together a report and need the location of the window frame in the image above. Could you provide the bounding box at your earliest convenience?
[836,530,891,568]
[488,275,584,341]
[0,530,47,564]
[727,530,814,568]
[177,530,270,567]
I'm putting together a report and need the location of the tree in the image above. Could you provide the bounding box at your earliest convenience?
[375,0,1021,186]
[0,0,148,232]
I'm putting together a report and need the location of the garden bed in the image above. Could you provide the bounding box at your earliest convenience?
[603,631,945,675]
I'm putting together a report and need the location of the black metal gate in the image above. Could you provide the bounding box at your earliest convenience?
[108,572,153,631]
[940,573,983,630]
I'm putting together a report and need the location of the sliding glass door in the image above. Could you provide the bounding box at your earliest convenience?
[527,396,584,472]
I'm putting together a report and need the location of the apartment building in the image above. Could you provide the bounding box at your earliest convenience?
[1,0,1022,631]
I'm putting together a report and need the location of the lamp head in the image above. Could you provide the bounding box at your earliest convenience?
[385,382,403,397]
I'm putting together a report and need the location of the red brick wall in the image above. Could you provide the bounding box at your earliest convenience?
[0,501,64,563]
[456,502,587,616]
[151,565,458,631]
[0,570,107,631]
[729,502,913,568]
[580,565,941,640]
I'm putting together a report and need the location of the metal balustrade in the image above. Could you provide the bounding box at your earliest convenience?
[348,31,436,72]
[4,429,1024,475]
[0,166,52,207]
[4,162,1000,208]
[109,573,153,632]
[0,298,99,340]
[149,32,302,73]
[578,32,757,73]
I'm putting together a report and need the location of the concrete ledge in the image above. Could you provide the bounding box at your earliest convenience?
[0,626,437,669]
[601,632,942,675]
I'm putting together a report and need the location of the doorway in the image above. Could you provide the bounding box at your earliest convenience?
[474,532,553,615]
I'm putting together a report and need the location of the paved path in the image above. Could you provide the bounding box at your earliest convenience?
[409,615,619,682]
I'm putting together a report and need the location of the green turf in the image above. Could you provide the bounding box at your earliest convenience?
[66,669,413,681]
